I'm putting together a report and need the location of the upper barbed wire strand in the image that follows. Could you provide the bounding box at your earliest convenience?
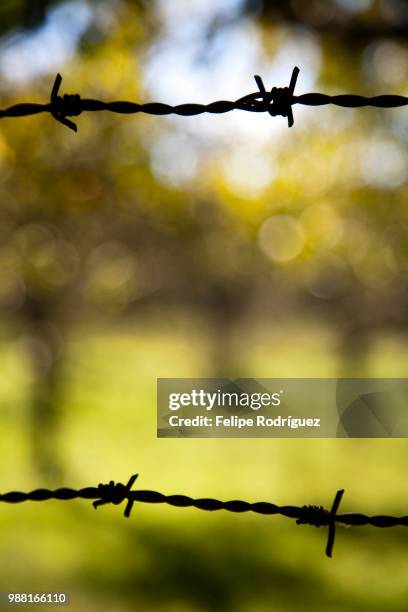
[1,475,408,558]
[0,67,407,132]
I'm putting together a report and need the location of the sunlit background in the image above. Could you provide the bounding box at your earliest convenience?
[0,0,407,610]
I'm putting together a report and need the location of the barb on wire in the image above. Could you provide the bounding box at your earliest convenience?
[1,475,408,558]
[0,67,407,132]
[296,489,344,558]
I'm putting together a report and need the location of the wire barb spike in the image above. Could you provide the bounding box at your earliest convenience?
[296,488,344,558]
[93,474,138,517]
[50,73,81,132]
[253,66,299,127]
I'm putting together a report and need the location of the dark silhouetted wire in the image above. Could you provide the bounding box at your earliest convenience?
[1,474,408,558]
[0,67,407,132]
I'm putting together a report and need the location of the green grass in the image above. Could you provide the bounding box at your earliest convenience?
[0,313,407,611]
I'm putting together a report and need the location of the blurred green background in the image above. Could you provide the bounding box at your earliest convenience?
[0,0,408,610]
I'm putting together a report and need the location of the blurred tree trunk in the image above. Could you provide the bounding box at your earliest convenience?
[22,295,67,482]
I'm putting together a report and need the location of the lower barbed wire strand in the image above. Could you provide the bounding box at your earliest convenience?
[2,485,407,527]
[1,479,407,559]
[0,487,403,521]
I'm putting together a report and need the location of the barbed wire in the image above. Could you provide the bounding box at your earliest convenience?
[1,474,407,558]
[0,67,407,132]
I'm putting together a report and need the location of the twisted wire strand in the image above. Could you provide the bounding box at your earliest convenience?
[0,68,406,132]
[1,475,407,558]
